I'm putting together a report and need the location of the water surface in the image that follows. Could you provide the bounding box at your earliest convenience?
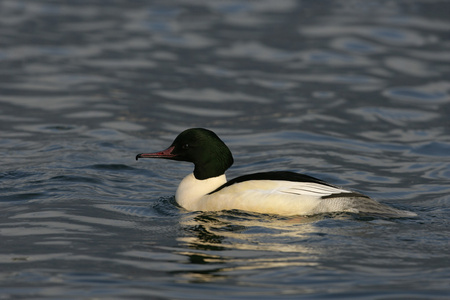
[1,0,450,299]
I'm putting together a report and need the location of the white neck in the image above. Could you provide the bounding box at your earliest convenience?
[175,173,227,211]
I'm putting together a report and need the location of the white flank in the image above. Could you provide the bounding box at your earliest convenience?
[175,173,364,216]
[175,172,416,217]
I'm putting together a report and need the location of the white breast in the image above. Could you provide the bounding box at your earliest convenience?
[175,173,227,210]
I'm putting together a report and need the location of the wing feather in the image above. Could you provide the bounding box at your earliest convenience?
[278,182,354,197]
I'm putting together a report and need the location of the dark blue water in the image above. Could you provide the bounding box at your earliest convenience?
[1,1,449,299]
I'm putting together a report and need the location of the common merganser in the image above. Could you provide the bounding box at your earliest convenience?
[136,128,416,217]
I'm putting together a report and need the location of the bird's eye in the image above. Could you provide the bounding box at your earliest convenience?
[182,144,189,149]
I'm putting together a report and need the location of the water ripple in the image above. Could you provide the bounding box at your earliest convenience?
[384,82,450,104]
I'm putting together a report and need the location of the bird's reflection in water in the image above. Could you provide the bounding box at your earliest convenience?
[174,211,336,283]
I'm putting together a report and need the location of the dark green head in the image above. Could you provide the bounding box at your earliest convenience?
[136,128,234,180]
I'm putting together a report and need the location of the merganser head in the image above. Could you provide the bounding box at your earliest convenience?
[136,128,234,180]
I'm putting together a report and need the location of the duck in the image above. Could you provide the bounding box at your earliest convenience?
[136,128,416,217]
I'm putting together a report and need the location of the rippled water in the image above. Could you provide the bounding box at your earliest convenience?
[1,0,450,299]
